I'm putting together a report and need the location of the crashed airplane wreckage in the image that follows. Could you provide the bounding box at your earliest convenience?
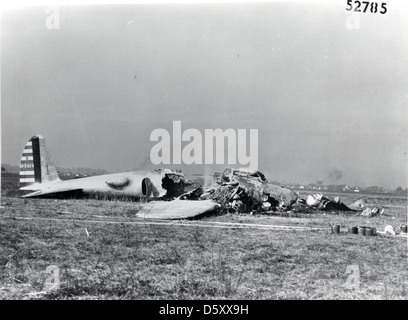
[136,169,368,219]
[19,135,368,220]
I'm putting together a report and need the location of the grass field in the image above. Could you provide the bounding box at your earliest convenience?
[0,174,407,299]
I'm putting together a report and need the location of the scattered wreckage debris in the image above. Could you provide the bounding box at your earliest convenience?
[305,195,389,218]
[384,225,396,235]
[137,168,300,219]
[360,206,385,218]
[290,199,313,214]
[156,168,380,217]
[383,224,408,236]
[305,193,362,212]
[348,199,366,211]
[196,169,377,216]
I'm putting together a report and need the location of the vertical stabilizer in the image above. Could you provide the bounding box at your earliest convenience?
[20,135,60,188]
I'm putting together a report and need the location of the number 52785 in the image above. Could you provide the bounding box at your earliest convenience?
[346,1,387,14]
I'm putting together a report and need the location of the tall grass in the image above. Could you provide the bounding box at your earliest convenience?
[0,180,406,299]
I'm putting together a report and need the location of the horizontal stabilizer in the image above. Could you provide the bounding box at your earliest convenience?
[21,188,83,198]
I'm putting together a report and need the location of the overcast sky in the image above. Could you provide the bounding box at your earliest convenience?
[1,1,407,188]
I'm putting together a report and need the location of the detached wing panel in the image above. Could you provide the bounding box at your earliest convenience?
[136,199,220,220]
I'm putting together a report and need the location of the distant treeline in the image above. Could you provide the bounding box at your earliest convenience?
[56,167,109,178]
[286,183,407,195]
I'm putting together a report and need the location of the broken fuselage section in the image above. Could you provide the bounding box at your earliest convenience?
[18,135,184,200]
[20,168,186,200]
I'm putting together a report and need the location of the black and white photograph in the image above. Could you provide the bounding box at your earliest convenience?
[0,0,407,303]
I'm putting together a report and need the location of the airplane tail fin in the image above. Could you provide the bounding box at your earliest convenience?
[19,135,60,189]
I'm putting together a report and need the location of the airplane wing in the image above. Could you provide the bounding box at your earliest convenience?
[21,187,84,198]
[136,199,220,220]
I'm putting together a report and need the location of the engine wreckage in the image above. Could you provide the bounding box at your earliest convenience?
[199,168,298,214]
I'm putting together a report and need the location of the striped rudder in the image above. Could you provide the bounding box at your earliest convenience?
[19,135,60,189]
